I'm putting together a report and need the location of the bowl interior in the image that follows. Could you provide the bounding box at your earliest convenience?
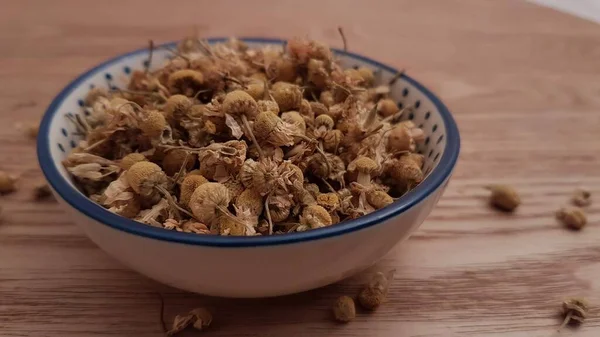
[38,37,458,247]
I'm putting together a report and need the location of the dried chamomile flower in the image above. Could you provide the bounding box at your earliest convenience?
[322,129,342,153]
[377,98,399,117]
[304,183,321,198]
[358,270,395,310]
[332,296,356,323]
[317,193,339,212]
[298,205,332,231]
[219,216,248,236]
[281,111,306,135]
[556,206,587,230]
[119,153,147,170]
[162,149,196,176]
[386,124,412,153]
[348,156,378,186]
[485,184,520,212]
[357,67,375,86]
[181,221,211,234]
[243,78,265,100]
[166,307,212,336]
[198,140,247,181]
[307,58,330,89]
[139,110,168,138]
[253,111,295,147]
[18,122,39,140]
[180,175,208,207]
[558,298,588,330]
[366,190,394,210]
[222,90,259,119]
[307,153,345,183]
[0,171,18,194]
[126,161,168,201]
[271,82,302,112]
[189,182,232,225]
[236,189,264,216]
[320,90,334,107]
[309,102,328,117]
[385,156,423,190]
[167,69,204,96]
[257,99,280,115]
[33,182,54,201]
[239,158,280,196]
[164,94,192,120]
[572,188,591,207]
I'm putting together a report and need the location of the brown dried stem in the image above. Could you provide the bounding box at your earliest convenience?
[145,40,154,74]
[338,26,348,52]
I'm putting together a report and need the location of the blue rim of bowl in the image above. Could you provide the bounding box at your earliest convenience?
[37,37,460,248]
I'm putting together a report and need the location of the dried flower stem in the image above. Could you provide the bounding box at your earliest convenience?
[265,195,274,235]
[338,26,348,52]
[145,40,154,74]
[388,69,406,86]
[241,114,265,159]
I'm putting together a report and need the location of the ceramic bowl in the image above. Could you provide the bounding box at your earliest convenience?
[37,38,460,298]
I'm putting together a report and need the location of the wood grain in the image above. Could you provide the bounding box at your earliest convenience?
[1,0,600,336]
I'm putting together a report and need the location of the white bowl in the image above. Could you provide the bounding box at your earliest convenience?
[38,38,460,298]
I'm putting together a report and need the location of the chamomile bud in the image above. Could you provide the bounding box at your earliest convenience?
[180,175,209,207]
[271,82,302,112]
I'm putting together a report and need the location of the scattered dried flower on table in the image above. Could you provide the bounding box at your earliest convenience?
[556,206,587,230]
[63,34,428,236]
[332,296,356,323]
[166,307,212,336]
[571,188,591,207]
[558,298,588,331]
[485,184,520,212]
[0,171,18,194]
[33,182,54,201]
[358,270,395,311]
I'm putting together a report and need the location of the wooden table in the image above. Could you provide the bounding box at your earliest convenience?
[1,0,599,336]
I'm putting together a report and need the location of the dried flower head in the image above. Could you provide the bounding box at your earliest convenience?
[332,296,356,323]
[358,270,395,310]
[33,182,54,201]
[348,156,378,186]
[386,125,412,153]
[357,67,375,86]
[189,182,231,225]
[139,110,168,138]
[377,98,399,117]
[572,188,591,207]
[486,184,520,212]
[119,153,147,170]
[180,174,209,207]
[317,193,339,212]
[126,161,168,200]
[0,171,18,194]
[367,190,394,209]
[298,204,332,231]
[222,90,259,119]
[166,307,212,336]
[271,82,302,112]
[167,69,204,96]
[236,188,264,215]
[556,206,587,230]
[558,298,588,331]
[162,149,196,176]
[257,99,280,115]
[164,94,192,120]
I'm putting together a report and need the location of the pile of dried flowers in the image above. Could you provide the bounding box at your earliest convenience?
[63,34,426,236]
